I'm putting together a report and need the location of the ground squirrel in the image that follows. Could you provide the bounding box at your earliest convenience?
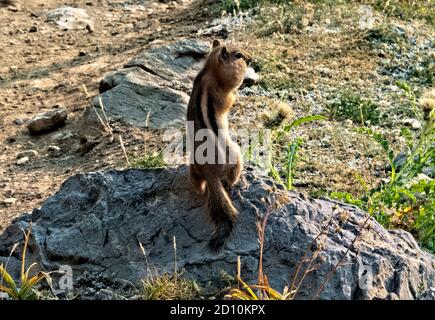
[187,39,251,251]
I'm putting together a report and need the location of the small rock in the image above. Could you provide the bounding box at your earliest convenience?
[85,23,94,33]
[14,118,24,125]
[0,178,12,183]
[27,108,67,134]
[29,26,38,33]
[48,145,61,152]
[45,6,93,31]
[16,156,29,166]
[2,198,16,205]
[16,150,38,159]
[344,119,353,127]
[419,288,435,300]
[401,118,422,130]
[52,103,64,109]
[6,136,16,144]
[78,50,87,57]
[0,292,10,299]
[51,130,74,141]
[7,5,19,12]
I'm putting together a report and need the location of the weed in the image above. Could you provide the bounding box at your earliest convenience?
[326,91,381,125]
[411,55,435,86]
[363,25,408,47]
[332,101,434,252]
[262,101,293,129]
[268,115,326,190]
[226,204,370,300]
[141,271,201,300]
[139,237,202,300]
[366,0,435,26]
[419,89,435,120]
[0,224,52,300]
[131,152,166,169]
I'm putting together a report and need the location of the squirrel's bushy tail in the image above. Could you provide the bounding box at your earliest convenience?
[206,177,237,251]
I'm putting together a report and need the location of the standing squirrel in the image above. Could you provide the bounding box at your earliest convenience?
[187,39,251,251]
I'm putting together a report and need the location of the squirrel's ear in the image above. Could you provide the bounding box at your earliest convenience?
[212,39,221,48]
[221,46,229,60]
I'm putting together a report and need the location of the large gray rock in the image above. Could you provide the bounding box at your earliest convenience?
[93,39,210,130]
[93,67,190,129]
[0,166,434,300]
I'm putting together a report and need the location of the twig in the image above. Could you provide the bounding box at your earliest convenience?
[118,135,131,166]
[257,210,273,299]
[173,236,177,274]
[81,84,113,137]
[290,209,336,295]
[313,213,372,299]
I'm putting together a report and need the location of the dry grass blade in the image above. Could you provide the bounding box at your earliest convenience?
[118,135,131,166]
[289,209,335,297]
[82,84,113,137]
[313,213,372,299]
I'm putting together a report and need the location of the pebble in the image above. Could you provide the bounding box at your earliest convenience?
[401,118,422,130]
[16,156,29,165]
[16,150,38,159]
[2,198,17,205]
[51,130,74,141]
[48,145,61,152]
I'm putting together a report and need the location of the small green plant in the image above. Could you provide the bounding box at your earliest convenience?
[139,237,202,300]
[269,115,326,190]
[411,55,435,86]
[332,103,435,252]
[363,25,408,47]
[227,257,292,300]
[141,271,201,300]
[0,224,52,300]
[227,211,294,300]
[219,0,291,13]
[370,0,435,26]
[132,152,166,169]
[220,0,258,12]
[326,91,381,125]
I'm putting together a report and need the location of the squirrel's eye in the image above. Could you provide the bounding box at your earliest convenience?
[235,52,244,59]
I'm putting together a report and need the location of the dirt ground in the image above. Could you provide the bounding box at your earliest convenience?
[0,0,216,231]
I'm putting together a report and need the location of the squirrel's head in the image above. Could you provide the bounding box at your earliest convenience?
[208,39,251,91]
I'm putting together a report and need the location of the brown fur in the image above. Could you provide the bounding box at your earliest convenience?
[187,40,250,251]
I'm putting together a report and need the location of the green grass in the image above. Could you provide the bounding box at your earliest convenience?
[363,25,409,47]
[411,55,435,86]
[326,91,381,125]
[331,103,435,252]
[219,0,346,13]
[141,271,201,300]
[368,0,435,26]
[268,115,326,190]
[218,0,434,27]
[131,152,166,169]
